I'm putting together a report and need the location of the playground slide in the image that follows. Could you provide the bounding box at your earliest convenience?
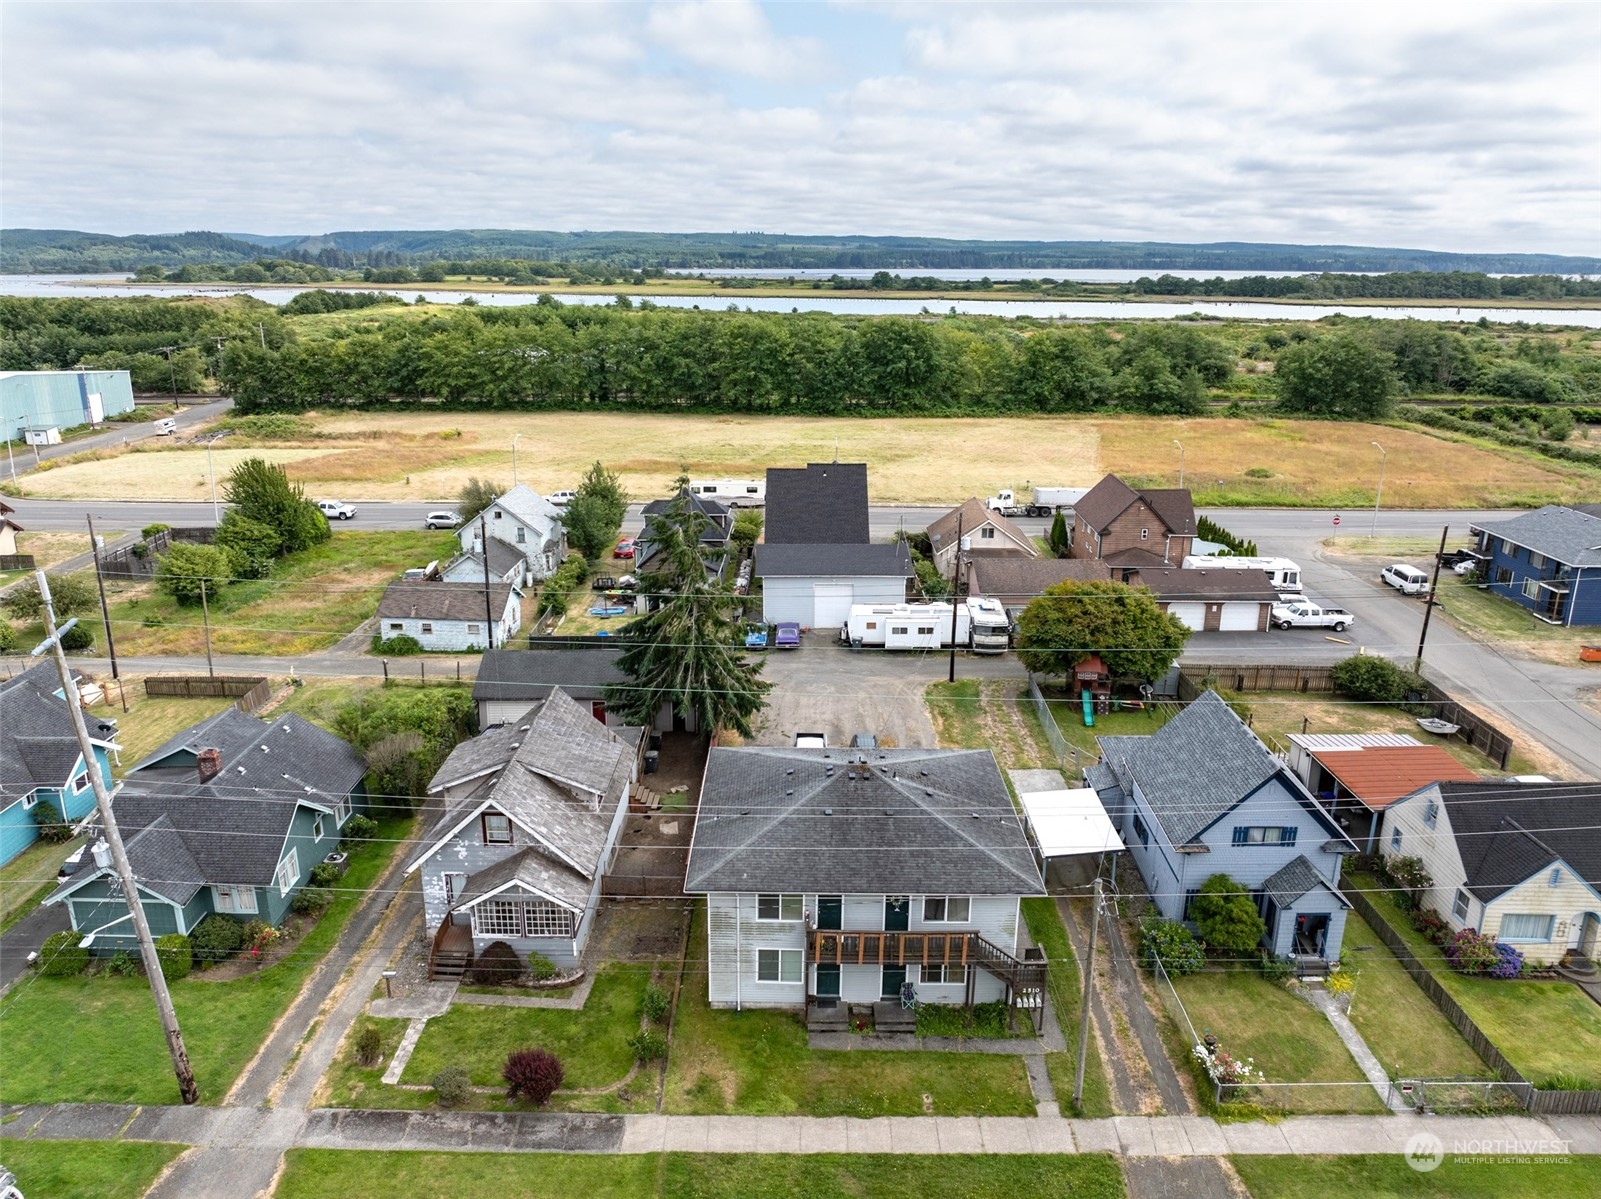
[1082,691,1095,727]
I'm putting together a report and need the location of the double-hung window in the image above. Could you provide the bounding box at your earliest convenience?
[1391,827,1402,851]
[483,812,512,844]
[1232,826,1297,846]
[922,896,971,923]
[920,963,968,985]
[1499,913,1555,942]
[1133,813,1150,847]
[756,948,802,983]
[273,848,299,897]
[1424,801,1439,829]
[313,815,324,842]
[215,884,259,915]
[1452,889,1471,921]
[756,894,803,921]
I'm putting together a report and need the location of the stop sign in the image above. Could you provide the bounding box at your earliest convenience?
[1332,515,1342,526]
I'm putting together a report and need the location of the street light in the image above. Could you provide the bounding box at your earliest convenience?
[512,433,521,487]
[204,433,224,523]
[1172,440,1185,490]
[1370,441,1387,538]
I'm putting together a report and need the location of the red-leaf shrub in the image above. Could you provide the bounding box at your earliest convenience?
[1409,908,1451,946]
[503,1048,564,1104]
[1444,927,1499,975]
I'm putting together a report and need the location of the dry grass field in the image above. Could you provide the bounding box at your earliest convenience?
[14,530,127,569]
[16,412,1597,508]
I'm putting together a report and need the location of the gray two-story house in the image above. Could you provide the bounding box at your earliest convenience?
[1088,691,1357,966]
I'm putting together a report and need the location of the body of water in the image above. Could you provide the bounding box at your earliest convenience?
[3,274,1598,326]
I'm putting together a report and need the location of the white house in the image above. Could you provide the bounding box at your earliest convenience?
[458,485,566,580]
[404,688,644,976]
[441,537,528,589]
[1382,780,1601,965]
[376,581,521,651]
[684,746,1047,1023]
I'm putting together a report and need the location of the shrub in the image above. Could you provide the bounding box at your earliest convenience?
[1540,1073,1590,1091]
[0,621,16,652]
[432,1066,473,1108]
[155,933,192,981]
[1324,964,1356,996]
[1444,927,1500,975]
[1330,654,1409,703]
[642,983,670,1023]
[106,950,140,977]
[469,940,523,986]
[309,862,343,887]
[1385,855,1433,906]
[526,951,557,982]
[59,622,95,652]
[1410,908,1451,946]
[372,634,424,656]
[155,542,232,606]
[31,798,74,843]
[191,914,245,965]
[1138,917,1205,975]
[1190,874,1266,953]
[1259,953,1295,983]
[291,886,333,916]
[537,553,591,617]
[628,1030,668,1063]
[38,930,89,977]
[1489,942,1524,980]
[141,522,171,540]
[503,1048,564,1104]
[340,814,378,842]
[354,1025,383,1067]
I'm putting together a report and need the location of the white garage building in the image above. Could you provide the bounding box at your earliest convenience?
[755,543,913,627]
[1133,567,1276,633]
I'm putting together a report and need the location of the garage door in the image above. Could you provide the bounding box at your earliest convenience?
[1166,602,1205,630]
[1219,602,1261,632]
[812,583,855,628]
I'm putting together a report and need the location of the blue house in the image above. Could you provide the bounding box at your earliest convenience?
[1087,691,1357,968]
[0,662,119,865]
[44,708,366,953]
[1469,505,1601,627]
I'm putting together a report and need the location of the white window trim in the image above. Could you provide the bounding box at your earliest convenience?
[72,772,91,793]
[334,794,351,826]
[443,872,467,904]
[1452,889,1470,921]
[755,946,803,984]
[214,884,259,915]
[922,895,972,924]
[756,893,804,922]
[313,815,324,843]
[21,791,38,811]
[274,848,299,897]
[1498,913,1556,943]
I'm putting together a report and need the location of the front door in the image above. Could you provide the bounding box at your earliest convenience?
[884,896,910,931]
[1580,912,1601,959]
[818,895,843,931]
[881,964,906,1000]
[816,963,841,998]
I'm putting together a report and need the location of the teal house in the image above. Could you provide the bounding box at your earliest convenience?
[44,709,366,952]
[0,662,119,866]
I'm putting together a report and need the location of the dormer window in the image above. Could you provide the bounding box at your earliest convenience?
[483,812,512,844]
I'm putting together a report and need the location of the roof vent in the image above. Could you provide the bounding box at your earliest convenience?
[237,766,247,774]
[260,745,270,753]
[919,770,928,777]
[786,769,794,775]
[785,789,794,796]
[823,807,833,816]
[740,808,751,816]
[520,724,531,732]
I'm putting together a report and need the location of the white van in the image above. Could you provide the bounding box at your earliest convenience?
[153,417,178,436]
[1381,563,1431,595]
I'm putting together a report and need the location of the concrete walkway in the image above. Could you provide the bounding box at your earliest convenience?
[1305,986,1408,1113]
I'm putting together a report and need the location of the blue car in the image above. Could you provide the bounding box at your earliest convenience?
[744,625,770,650]
[774,622,801,650]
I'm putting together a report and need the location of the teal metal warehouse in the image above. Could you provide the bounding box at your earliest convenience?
[1,369,136,437]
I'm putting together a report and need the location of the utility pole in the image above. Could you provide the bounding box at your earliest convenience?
[480,516,495,651]
[87,515,118,679]
[1415,525,1448,671]
[159,347,178,400]
[32,572,199,1104]
[1369,441,1387,538]
[199,578,215,677]
[1073,877,1102,1109]
[258,323,267,349]
[947,510,964,683]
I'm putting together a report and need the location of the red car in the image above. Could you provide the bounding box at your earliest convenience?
[612,538,635,560]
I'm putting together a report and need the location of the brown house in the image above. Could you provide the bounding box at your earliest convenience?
[966,557,1111,620]
[1068,475,1195,568]
[925,497,1038,579]
[1133,567,1278,632]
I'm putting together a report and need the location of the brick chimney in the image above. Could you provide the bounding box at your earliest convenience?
[197,747,223,784]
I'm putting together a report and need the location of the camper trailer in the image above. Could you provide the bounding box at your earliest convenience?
[841,600,1010,654]
[1181,555,1303,593]
[687,478,765,507]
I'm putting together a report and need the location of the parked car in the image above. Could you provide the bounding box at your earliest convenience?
[1271,602,1354,631]
[547,489,577,509]
[613,538,635,560]
[1382,563,1431,595]
[425,510,461,529]
[744,624,770,650]
[152,417,178,436]
[615,575,638,591]
[317,499,357,520]
[1452,559,1479,577]
[591,576,618,591]
[774,622,800,649]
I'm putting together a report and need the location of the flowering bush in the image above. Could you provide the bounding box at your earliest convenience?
[1444,927,1499,975]
[1193,1042,1257,1086]
[1138,917,1205,975]
[1409,908,1451,946]
[1324,964,1356,996]
[1489,942,1524,979]
[241,919,279,962]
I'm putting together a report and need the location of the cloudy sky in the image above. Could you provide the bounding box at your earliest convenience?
[3,1,1597,253]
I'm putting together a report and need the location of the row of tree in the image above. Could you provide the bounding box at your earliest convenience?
[1130,271,1601,301]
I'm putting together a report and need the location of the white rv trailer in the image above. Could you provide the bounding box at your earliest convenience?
[841,599,1011,654]
[687,478,765,507]
[966,596,1012,655]
[1180,555,1303,593]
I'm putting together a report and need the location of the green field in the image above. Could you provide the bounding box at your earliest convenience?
[0,1140,184,1199]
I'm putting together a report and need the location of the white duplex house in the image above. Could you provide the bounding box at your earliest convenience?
[458,485,566,580]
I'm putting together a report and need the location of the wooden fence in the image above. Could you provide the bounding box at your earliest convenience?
[144,674,273,714]
[1346,885,1601,1114]
[0,554,36,571]
[1418,680,1514,770]
[100,527,216,580]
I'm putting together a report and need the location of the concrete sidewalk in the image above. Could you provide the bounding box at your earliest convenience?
[4,1102,1597,1159]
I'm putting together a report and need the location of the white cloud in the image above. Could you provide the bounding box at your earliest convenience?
[0,1,1595,253]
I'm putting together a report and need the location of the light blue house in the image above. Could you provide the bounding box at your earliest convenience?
[1087,691,1357,968]
[44,708,366,953]
[1,369,135,437]
[0,662,118,865]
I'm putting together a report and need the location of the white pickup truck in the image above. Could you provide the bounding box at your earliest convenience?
[1271,601,1354,631]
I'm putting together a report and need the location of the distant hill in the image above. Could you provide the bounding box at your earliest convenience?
[5,227,1598,275]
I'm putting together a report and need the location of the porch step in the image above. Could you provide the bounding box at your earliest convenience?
[807,1001,850,1033]
[430,952,471,981]
[873,1001,917,1034]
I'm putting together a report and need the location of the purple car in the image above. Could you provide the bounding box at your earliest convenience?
[774,622,800,649]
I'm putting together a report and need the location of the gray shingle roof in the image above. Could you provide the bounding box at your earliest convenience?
[1095,691,1304,848]
[754,541,913,578]
[0,661,107,800]
[685,747,1044,896]
[1471,506,1601,567]
[1260,855,1348,908]
[1434,781,1601,901]
[455,845,591,911]
[446,536,526,579]
[137,707,271,773]
[492,484,562,528]
[377,581,517,622]
[119,816,206,905]
[968,557,1111,605]
[473,648,626,703]
[1134,568,1279,602]
[764,463,870,544]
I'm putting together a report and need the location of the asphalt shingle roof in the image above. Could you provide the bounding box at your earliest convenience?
[754,542,913,578]
[764,463,870,544]
[968,557,1111,604]
[0,661,105,800]
[1134,568,1279,602]
[472,648,626,704]
[446,536,526,580]
[685,747,1044,896]
[1261,855,1348,908]
[925,499,1035,558]
[1073,474,1195,538]
[455,845,591,911]
[1434,781,1601,901]
[377,581,517,623]
[1471,505,1601,567]
[492,484,562,528]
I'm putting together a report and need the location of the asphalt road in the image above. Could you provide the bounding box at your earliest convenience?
[3,398,234,481]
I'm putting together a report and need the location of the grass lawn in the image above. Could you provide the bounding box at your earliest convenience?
[0,812,413,1105]
[1046,692,1169,759]
[661,903,1036,1117]
[88,689,236,773]
[926,678,1060,773]
[88,530,460,657]
[0,834,80,934]
[1433,573,1597,667]
[16,529,127,570]
[1348,874,1601,1088]
[1232,1154,1601,1199]
[1339,913,1491,1080]
[1021,897,1114,1117]
[274,1150,1126,1199]
[1167,968,1386,1113]
[0,1139,184,1199]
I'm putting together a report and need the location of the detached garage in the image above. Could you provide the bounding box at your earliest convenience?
[755,543,913,627]
[1132,568,1277,633]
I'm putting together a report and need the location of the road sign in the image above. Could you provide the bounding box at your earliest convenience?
[1332,515,1341,526]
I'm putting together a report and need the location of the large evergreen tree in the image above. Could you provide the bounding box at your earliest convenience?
[604,479,771,737]
[1016,580,1191,685]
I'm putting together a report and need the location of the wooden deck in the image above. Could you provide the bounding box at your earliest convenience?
[430,922,473,980]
